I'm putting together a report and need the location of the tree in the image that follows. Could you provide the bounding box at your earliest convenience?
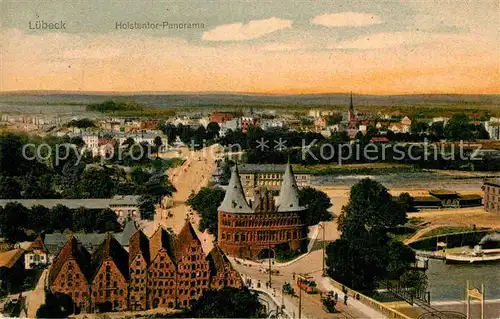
[139,174,176,220]
[158,122,177,145]
[153,136,163,157]
[50,205,73,232]
[95,209,121,233]
[206,122,221,139]
[187,187,225,236]
[386,241,416,278]
[65,118,96,129]
[298,187,333,226]
[188,288,264,318]
[78,167,116,198]
[0,176,22,199]
[326,179,415,291]
[28,205,51,233]
[411,122,429,134]
[122,137,136,148]
[326,114,343,126]
[326,232,388,291]
[397,192,415,212]
[429,121,444,138]
[0,202,28,242]
[444,114,475,141]
[36,292,74,318]
[339,179,407,236]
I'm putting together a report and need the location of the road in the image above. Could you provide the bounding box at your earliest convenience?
[26,269,48,318]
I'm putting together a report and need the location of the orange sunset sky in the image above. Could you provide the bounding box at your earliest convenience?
[1,0,499,94]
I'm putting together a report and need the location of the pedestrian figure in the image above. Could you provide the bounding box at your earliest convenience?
[292,272,296,280]
[344,294,348,305]
[334,292,338,302]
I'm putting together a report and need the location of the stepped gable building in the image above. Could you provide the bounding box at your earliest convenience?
[174,221,211,308]
[48,220,241,314]
[90,233,129,312]
[147,227,177,309]
[128,230,150,310]
[48,235,92,313]
[218,163,308,260]
[206,244,242,289]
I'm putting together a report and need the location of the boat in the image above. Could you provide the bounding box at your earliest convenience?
[445,246,500,264]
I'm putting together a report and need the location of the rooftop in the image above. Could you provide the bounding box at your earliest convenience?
[0,249,24,268]
[238,164,309,174]
[0,195,139,209]
[485,179,500,187]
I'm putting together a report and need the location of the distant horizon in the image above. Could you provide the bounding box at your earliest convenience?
[1,90,499,97]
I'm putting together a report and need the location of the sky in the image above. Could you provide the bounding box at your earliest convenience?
[1,0,499,94]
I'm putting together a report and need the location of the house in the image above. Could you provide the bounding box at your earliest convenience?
[48,236,92,313]
[0,249,25,294]
[484,179,500,213]
[485,118,500,140]
[24,235,49,269]
[206,245,242,289]
[260,118,284,130]
[210,112,233,124]
[90,234,129,312]
[47,220,242,314]
[401,116,412,126]
[0,195,141,224]
[128,230,150,311]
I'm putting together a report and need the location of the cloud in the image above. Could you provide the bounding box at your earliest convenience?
[202,17,292,41]
[311,12,382,28]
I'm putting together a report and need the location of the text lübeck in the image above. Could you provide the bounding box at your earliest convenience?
[29,20,67,30]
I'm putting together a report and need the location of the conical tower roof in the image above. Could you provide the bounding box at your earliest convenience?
[278,162,304,212]
[218,164,253,213]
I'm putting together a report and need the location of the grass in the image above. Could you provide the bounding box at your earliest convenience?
[420,226,480,239]
[293,163,423,176]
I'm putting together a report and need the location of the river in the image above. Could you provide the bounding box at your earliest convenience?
[426,259,500,302]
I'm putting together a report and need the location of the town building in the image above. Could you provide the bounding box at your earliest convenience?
[210,112,233,124]
[48,220,241,314]
[484,180,500,213]
[0,249,26,294]
[0,196,141,224]
[485,117,500,140]
[237,164,311,197]
[24,235,49,269]
[218,163,308,260]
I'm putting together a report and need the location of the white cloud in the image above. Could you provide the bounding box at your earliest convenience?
[311,12,382,28]
[202,17,292,41]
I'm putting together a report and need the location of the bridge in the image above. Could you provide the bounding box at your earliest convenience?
[251,288,292,319]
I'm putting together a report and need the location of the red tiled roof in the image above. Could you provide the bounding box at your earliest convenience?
[48,235,92,285]
[174,220,201,260]
[91,233,129,280]
[128,230,150,265]
[206,244,234,276]
[0,249,24,269]
[28,235,48,253]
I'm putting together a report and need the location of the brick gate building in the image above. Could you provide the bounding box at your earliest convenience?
[218,163,308,260]
[48,220,241,314]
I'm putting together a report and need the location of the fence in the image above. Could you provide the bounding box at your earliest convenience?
[326,277,412,319]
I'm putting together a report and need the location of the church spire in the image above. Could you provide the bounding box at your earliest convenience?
[278,161,304,212]
[348,92,355,122]
[349,92,354,111]
[218,163,253,213]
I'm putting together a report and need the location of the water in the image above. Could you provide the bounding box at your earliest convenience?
[427,259,500,301]
[315,172,487,190]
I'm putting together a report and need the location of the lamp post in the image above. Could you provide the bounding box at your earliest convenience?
[319,222,326,276]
